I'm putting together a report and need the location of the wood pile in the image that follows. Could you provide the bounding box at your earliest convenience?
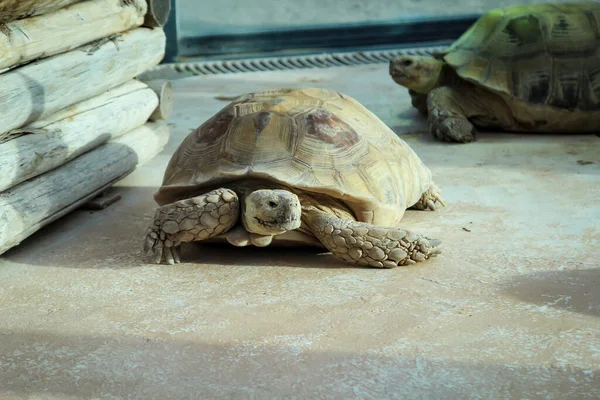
[0,0,173,255]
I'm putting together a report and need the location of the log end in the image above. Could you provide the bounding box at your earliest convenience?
[141,79,173,120]
[143,0,171,27]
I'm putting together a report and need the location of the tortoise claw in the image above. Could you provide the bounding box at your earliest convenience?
[411,183,446,211]
[426,199,437,211]
[143,227,181,265]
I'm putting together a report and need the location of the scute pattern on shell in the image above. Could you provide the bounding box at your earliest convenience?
[155,88,433,226]
[443,1,600,110]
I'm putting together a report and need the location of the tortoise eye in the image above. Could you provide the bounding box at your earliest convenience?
[268,201,278,208]
[402,59,413,67]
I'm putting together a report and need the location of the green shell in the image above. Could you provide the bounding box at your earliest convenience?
[443,2,600,110]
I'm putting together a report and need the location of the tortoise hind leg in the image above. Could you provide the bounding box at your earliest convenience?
[410,182,446,211]
[304,209,441,268]
[143,188,239,264]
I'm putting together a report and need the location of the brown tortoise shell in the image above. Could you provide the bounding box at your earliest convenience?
[154,88,434,227]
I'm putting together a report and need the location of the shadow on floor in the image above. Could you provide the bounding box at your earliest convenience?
[424,133,599,174]
[390,108,600,175]
[2,186,364,270]
[500,268,600,317]
[179,242,353,269]
[0,330,597,399]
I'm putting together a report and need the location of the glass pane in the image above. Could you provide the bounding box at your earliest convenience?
[178,0,584,36]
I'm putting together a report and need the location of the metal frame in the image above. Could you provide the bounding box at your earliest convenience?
[162,0,480,63]
[162,0,179,62]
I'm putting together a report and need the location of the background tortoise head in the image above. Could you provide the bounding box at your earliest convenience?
[389,55,444,94]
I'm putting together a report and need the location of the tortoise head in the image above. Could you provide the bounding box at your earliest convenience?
[389,55,444,94]
[242,189,302,235]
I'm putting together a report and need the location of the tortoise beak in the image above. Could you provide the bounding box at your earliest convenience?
[389,60,405,81]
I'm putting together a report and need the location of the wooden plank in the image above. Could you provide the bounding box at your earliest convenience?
[81,188,122,210]
[0,80,158,192]
[0,121,170,255]
[0,0,84,23]
[0,26,165,137]
[24,80,152,130]
[0,0,147,71]
[0,79,152,142]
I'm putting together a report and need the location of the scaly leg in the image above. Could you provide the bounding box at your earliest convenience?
[427,86,478,143]
[305,209,441,268]
[427,85,515,143]
[410,182,446,211]
[143,188,239,264]
[409,89,429,115]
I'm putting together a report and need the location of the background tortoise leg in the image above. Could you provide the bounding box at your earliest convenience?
[143,188,239,265]
[410,182,446,211]
[305,209,441,268]
[427,86,479,143]
[409,89,429,115]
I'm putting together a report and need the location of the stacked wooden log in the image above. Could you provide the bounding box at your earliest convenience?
[0,0,173,255]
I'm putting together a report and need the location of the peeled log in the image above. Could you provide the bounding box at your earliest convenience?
[0,0,84,23]
[26,80,154,130]
[0,0,147,71]
[0,80,158,192]
[0,26,166,138]
[0,121,170,255]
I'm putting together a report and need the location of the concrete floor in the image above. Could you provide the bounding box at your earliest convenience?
[1,64,599,399]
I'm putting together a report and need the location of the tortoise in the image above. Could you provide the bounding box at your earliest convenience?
[389,1,600,143]
[142,87,444,268]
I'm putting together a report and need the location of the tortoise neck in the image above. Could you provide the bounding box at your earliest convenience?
[296,192,355,221]
[412,60,446,94]
[438,64,462,89]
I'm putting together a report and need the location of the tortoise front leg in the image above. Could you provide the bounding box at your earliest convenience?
[143,188,239,264]
[409,89,429,115]
[427,86,515,143]
[427,86,478,143]
[305,209,441,268]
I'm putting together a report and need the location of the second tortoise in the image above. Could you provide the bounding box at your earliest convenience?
[389,1,600,143]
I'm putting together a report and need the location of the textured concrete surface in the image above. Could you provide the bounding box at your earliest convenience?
[1,64,599,399]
